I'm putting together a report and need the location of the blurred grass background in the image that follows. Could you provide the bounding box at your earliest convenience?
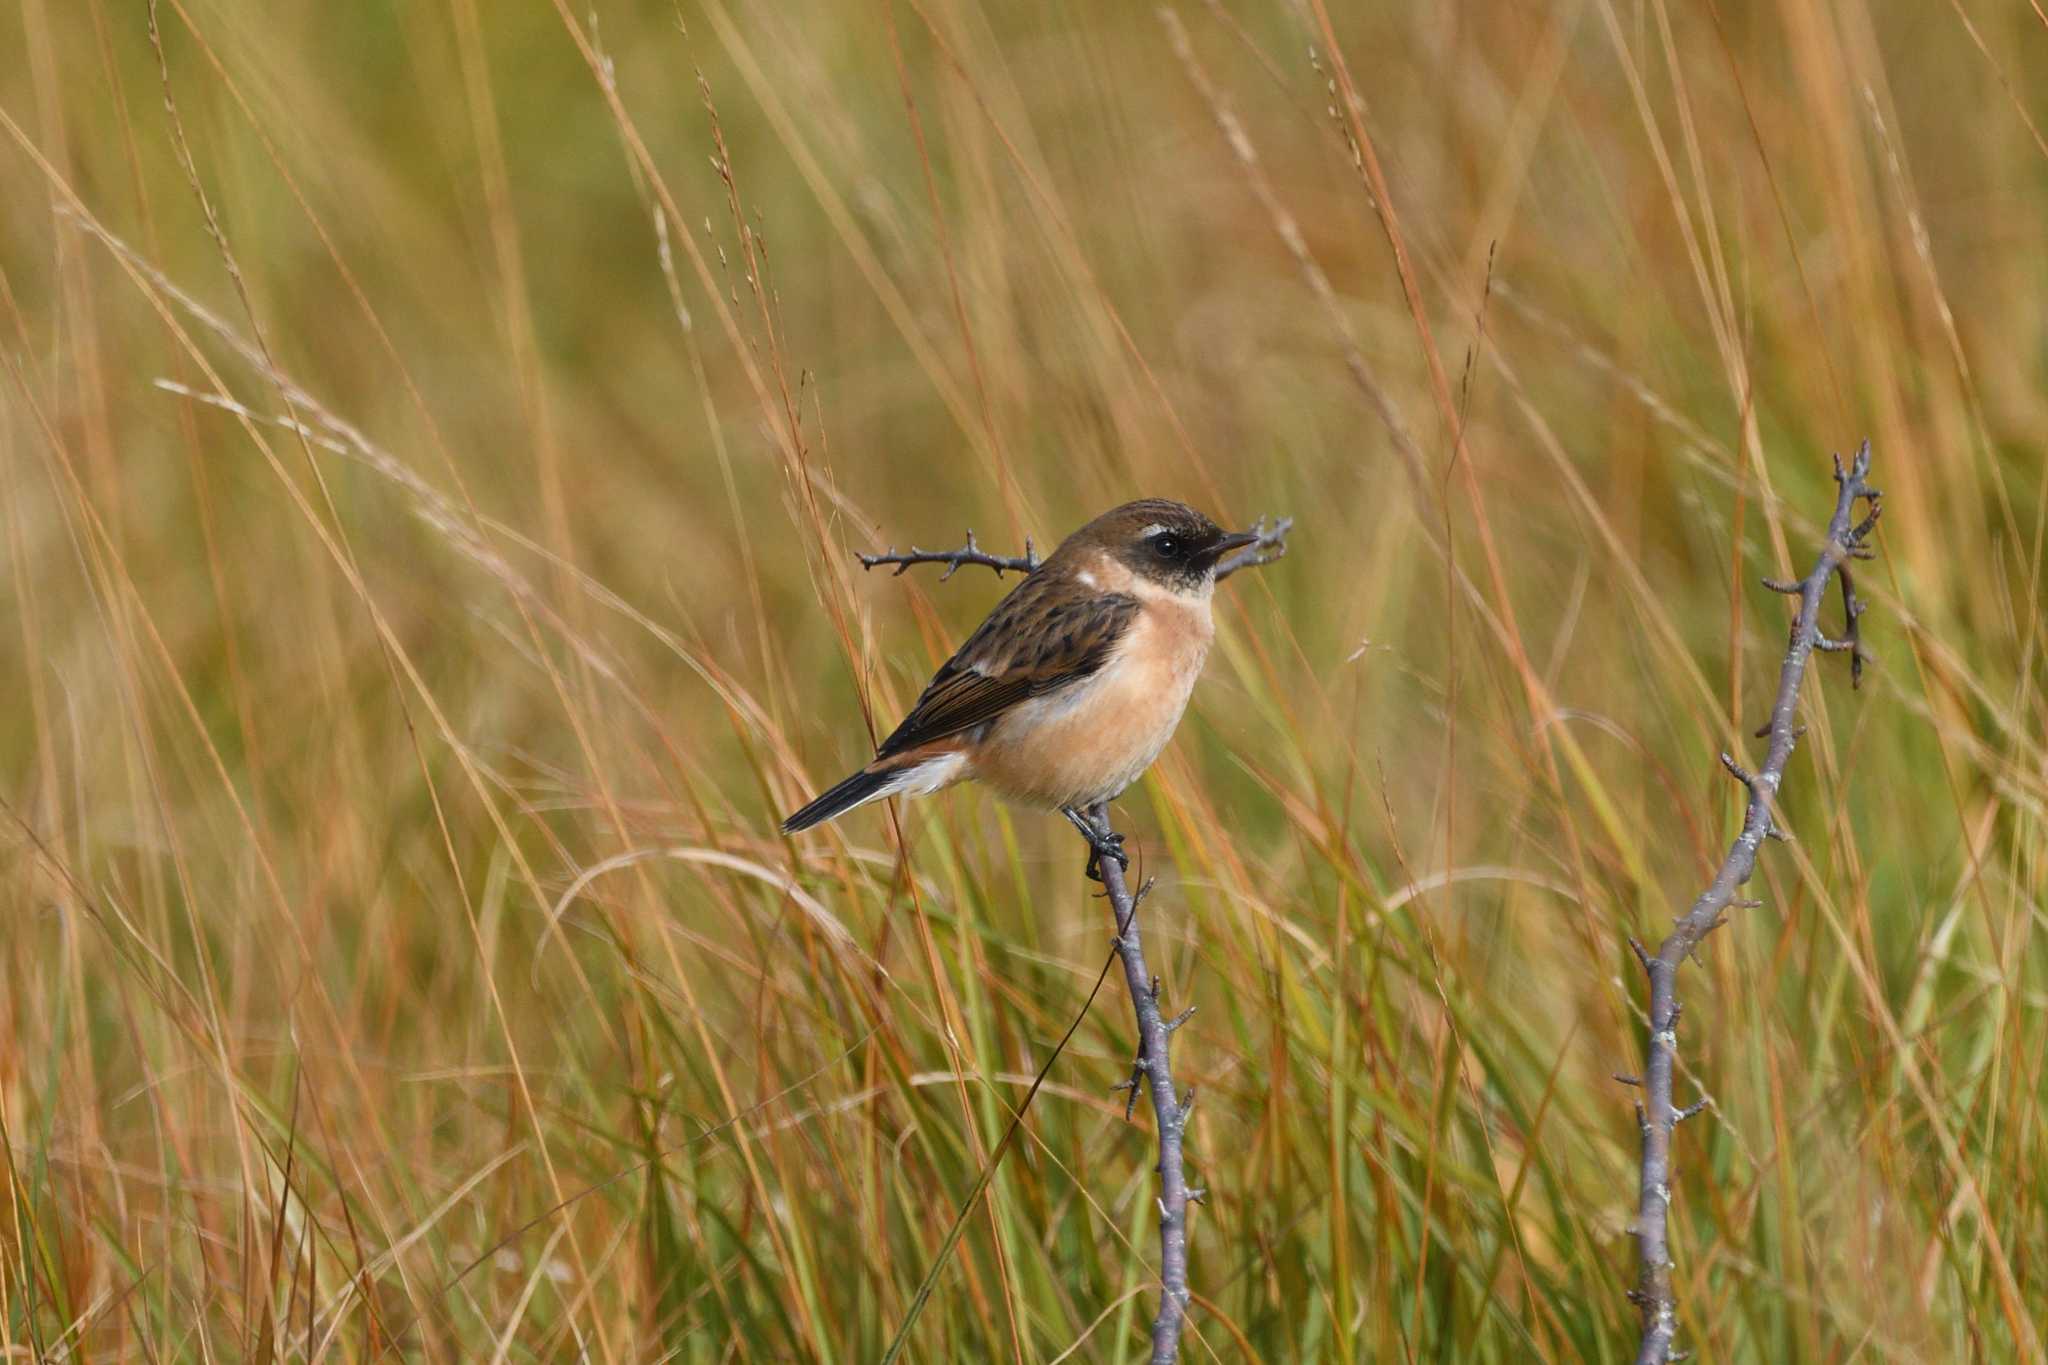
[3,0,2046,1359]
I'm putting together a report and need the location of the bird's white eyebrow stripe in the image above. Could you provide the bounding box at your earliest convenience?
[1137,523,1172,538]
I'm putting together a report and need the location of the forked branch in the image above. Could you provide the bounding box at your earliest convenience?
[1629,443,1881,1362]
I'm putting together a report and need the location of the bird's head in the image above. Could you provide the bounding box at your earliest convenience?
[1068,498,1259,594]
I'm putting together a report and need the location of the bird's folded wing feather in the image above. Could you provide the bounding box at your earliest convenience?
[875,580,1139,758]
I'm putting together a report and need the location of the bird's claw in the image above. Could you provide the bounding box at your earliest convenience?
[1083,830,1129,883]
[1063,806,1131,882]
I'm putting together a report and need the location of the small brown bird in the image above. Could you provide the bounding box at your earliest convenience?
[782,499,1260,873]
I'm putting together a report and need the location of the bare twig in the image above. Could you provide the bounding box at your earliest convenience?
[1629,442,1881,1363]
[1083,803,1196,1364]
[857,528,1039,578]
[856,515,1293,583]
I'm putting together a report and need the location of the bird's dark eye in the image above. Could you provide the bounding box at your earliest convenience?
[1153,534,1180,559]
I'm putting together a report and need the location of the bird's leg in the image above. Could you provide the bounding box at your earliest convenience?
[1061,806,1128,882]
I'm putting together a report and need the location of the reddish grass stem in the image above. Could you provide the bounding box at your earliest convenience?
[1627,443,1879,1362]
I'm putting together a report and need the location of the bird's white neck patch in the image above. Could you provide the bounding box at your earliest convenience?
[1082,549,1211,602]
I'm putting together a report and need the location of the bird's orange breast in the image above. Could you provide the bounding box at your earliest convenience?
[971,591,1214,810]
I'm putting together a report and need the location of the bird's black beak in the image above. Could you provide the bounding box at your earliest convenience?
[1197,529,1261,569]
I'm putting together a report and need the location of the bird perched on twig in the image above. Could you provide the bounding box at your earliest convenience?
[781,499,1268,877]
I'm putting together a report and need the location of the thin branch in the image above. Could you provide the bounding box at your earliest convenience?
[1084,803,1195,1364]
[1629,442,1881,1363]
[855,516,1294,583]
[857,528,1039,578]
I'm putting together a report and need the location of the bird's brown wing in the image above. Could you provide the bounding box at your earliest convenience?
[875,576,1139,759]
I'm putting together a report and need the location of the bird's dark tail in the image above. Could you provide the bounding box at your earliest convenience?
[780,767,898,834]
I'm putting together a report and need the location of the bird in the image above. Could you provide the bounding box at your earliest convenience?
[781,499,1261,876]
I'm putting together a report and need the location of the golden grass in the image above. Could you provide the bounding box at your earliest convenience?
[3,1,2045,1359]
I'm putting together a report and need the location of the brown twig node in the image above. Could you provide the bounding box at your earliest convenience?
[1627,442,1880,1363]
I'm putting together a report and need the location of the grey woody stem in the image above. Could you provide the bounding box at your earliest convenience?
[1087,803,1196,1364]
[1628,443,1880,1362]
